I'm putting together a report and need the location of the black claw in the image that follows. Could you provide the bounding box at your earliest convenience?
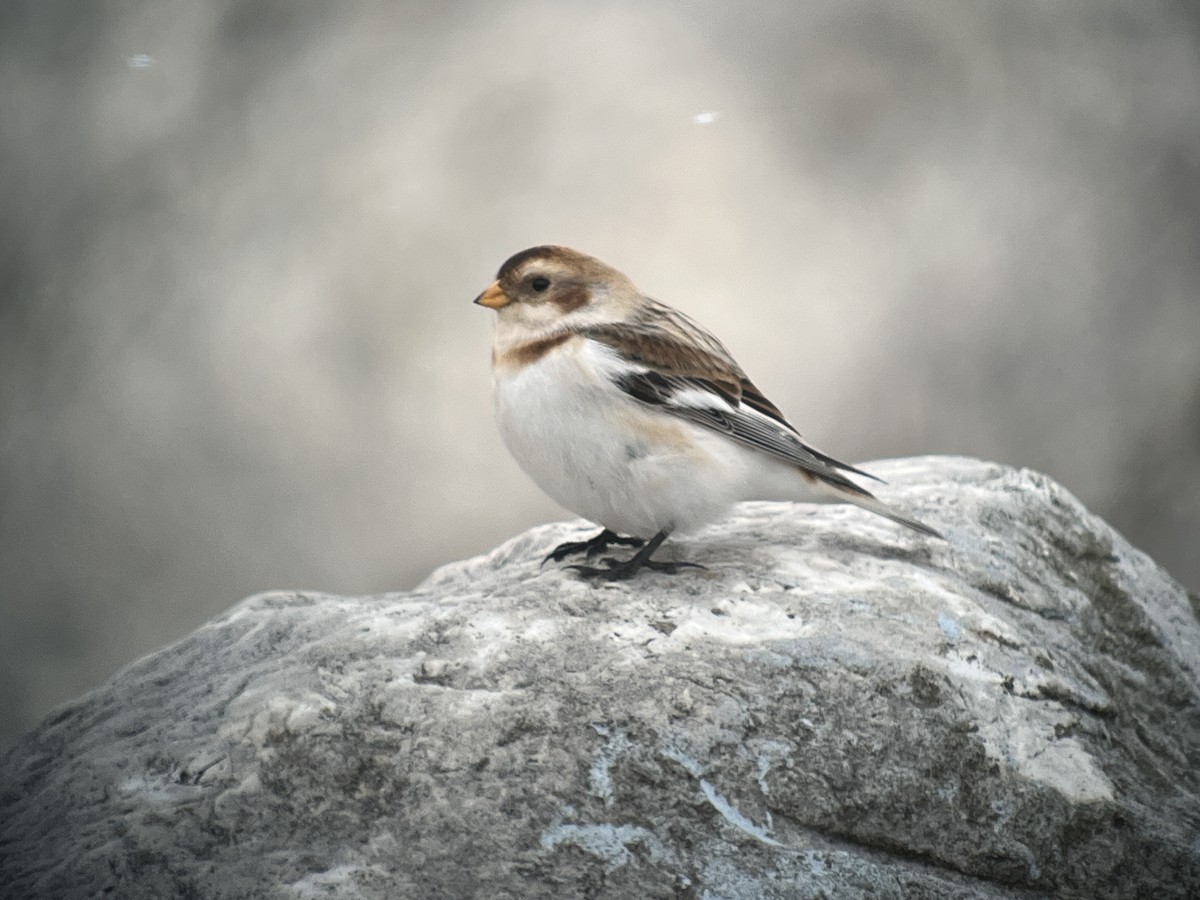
[568,565,631,581]
[543,529,644,566]
[562,528,702,581]
[586,533,642,560]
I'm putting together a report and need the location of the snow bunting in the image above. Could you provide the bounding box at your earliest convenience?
[475,245,941,580]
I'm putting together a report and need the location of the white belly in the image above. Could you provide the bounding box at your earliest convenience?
[492,341,750,537]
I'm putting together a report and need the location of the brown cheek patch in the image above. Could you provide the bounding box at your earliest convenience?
[551,285,590,313]
[495,332,576,370]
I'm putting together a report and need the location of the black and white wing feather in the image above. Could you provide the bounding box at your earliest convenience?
[578,299,942,538]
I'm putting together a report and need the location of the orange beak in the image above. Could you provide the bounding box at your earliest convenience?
[473,281,511,309]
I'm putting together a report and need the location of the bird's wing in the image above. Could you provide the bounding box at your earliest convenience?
[578,299,882,490]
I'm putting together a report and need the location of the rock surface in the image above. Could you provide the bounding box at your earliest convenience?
[2,457,1199,899]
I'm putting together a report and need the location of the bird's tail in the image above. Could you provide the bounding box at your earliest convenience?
[810,469,944,539]
[840,488,944,539]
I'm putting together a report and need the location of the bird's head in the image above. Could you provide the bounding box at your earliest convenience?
[474,245,637,333]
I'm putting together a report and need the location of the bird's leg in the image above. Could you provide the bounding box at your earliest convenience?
[569,529,704,581]
[542,528,644,566]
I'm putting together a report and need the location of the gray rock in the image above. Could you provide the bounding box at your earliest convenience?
[2,457,1198,899]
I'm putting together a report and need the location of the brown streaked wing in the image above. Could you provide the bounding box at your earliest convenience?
[738,373,881,482]
[579,298,747,405]
[645,299,798,431]
[738,376,792,429]
[582,299,887,486]
[581,324,742,406]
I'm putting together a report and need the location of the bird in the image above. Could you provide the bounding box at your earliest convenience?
[474,245,941,581]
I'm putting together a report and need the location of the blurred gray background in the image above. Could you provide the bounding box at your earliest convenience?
[2,0,1198,749]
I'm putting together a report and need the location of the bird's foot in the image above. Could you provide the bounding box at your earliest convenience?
[569,557,705,582]
[542,529,644,565]
[565,528,703,581]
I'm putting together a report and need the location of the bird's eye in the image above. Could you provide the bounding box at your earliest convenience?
[531,276,550,292]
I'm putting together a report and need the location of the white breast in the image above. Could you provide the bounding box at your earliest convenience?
[491,339,747,537]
